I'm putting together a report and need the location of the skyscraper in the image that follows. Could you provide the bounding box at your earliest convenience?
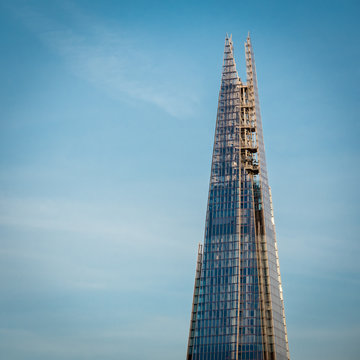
[186,35,290,360]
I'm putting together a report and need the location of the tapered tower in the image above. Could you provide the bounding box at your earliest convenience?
[186,35,290,360]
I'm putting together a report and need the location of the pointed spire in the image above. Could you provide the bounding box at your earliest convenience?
[245,33,254,85]
[222,34,240,84]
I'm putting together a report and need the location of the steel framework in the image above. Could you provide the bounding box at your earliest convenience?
[186,35,290,360]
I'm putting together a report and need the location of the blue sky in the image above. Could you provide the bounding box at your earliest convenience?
[0,0,359,359]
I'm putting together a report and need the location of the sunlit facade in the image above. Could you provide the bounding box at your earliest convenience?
[186,35,290,360]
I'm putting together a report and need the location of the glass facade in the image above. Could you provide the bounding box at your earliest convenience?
[186,35,290,360]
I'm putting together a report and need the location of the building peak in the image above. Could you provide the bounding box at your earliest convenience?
[225,33,232,40]
[222,34,240,84]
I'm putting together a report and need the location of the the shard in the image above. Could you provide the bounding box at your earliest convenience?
[186,35,290,360]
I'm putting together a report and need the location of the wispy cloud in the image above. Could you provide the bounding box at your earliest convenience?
[9,3,199,118]
[0,314,187,360]
[0,194,189,251]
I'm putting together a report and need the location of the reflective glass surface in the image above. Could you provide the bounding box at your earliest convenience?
[187,36,289,360]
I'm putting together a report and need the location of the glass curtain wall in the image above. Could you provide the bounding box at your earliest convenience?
[187,35,290,360]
